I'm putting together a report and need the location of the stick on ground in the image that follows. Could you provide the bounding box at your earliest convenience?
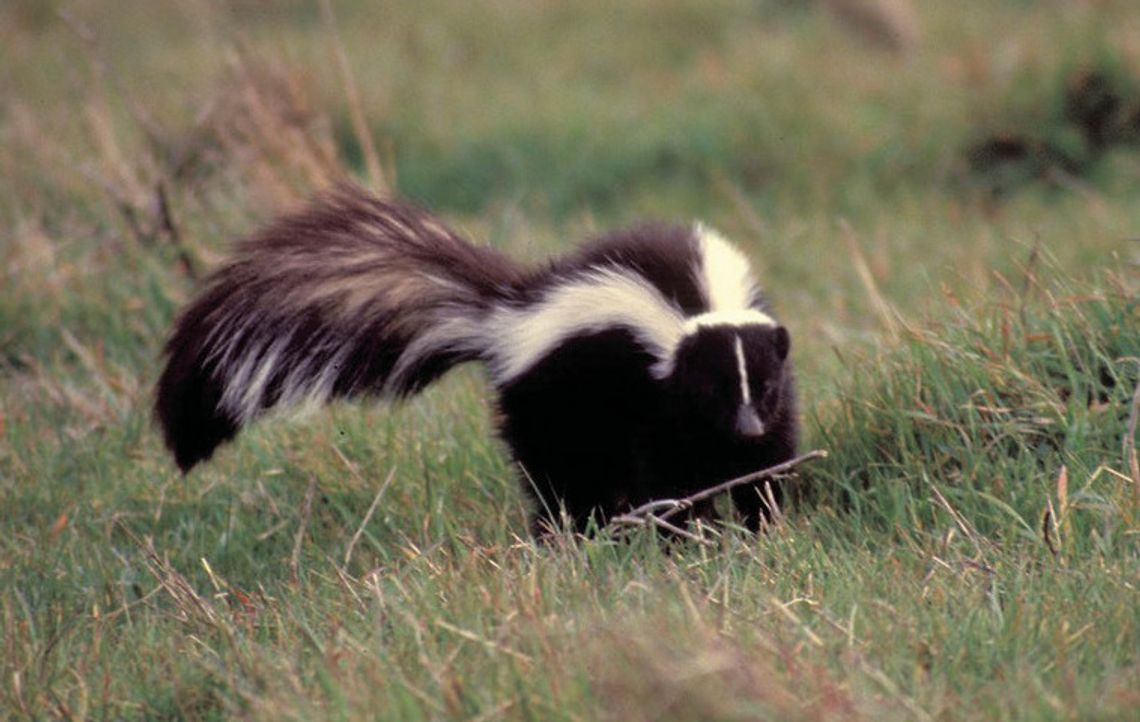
[605,449,827,538]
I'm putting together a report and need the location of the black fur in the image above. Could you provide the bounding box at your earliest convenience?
[155,185,798,535]
[500,321,796,535]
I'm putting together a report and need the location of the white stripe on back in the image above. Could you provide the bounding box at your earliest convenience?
[484,268,686,384]
[394,227,772,386]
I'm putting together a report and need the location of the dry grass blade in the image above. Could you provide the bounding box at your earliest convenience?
[317,0,387,192]
[433,619,533,665]
[841,221,901,343]
[136,536,224,629]
[928,481,992,560]
[343,467,396,568]
[291,477,319,585]
[1124,373,1140,508]
[187,46,344,205]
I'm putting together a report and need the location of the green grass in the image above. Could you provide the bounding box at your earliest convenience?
[2,1,1139,719]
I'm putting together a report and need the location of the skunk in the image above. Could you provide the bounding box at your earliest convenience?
[155,184,797,534]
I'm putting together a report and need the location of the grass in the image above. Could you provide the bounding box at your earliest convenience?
[2,0,1139,719]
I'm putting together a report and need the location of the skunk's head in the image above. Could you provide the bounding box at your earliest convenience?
[667,323,791,441]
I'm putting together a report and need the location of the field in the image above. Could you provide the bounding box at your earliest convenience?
[2,1,1139,719]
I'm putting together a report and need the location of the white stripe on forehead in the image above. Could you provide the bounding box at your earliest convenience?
[733,335,751,405]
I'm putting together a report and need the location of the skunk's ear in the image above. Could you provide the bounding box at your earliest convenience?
[774,326,790,361]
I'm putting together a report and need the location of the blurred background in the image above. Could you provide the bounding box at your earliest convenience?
[6,3,1140,293]
[4,1,1140,388]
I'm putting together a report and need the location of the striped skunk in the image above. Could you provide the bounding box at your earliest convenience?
[155,185,797,535]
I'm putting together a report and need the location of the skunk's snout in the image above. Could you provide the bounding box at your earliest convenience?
[735,405,766,438]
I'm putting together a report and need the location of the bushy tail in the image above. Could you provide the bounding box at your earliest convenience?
[155,184,524,471]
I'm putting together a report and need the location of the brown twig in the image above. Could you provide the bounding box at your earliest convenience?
[604,449,827,537]
[649,514,716,544]
[153,181,199,280]
[661,449,825,523]
[608,512,716,546]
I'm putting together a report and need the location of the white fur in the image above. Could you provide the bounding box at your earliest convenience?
[647,225,775,377]
[237,343,285,422]
[221,330,291,423]
[677,224,773,345]
[280,345,347,418]
[480,231,776,383]
[389,226,774,389]
[682,308,775,336]
[484,268,686,384]
[693,223,759,312]
[733,335,751,405]
[206,310,261,371]
[218,323,354,423]
[387,310,485,392]
[202,223,778,435]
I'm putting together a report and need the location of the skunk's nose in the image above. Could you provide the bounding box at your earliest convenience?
[735,405,766,438]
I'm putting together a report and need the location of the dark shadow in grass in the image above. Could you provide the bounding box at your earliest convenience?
[967,62,1140,197]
